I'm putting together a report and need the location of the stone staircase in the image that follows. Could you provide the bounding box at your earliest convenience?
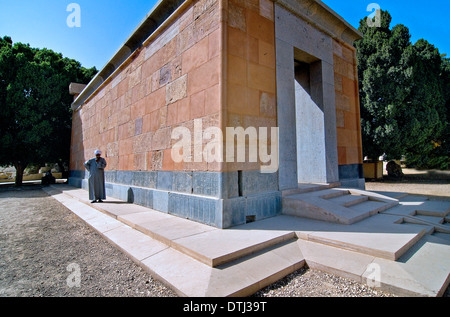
[282,183,450,263]
[381,195,450,236]
[43,185,307,296]
[43,184,450,296]
[282,183,399,225]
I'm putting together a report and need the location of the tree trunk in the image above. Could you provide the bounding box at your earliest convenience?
[14,161,26,187]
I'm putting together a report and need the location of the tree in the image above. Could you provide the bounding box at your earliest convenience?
[0,36,97,186]
[356,11,412,160]
[429,56,450,169]
[355,11,449,169]
[401,40,448,169]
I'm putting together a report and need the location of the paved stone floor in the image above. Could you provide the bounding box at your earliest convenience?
[1,169,449,297]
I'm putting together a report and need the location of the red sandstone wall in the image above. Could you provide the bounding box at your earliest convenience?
[224,0,277,172]
[333,39,363,166]
[70,0,223,173]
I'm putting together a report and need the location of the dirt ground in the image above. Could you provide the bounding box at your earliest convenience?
[0,186,177,297]
[365,167,450,199]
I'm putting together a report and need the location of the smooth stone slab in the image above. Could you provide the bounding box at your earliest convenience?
[372,191,409,199]
[297,239,375,282]
[94,202,146,218]
[208,240,305,297]
[135,216,216,246]
[306,214,427,260]
[141,247,213,297]
[102,225,168,262]
[348,200,393,215]
[173,228,296,267]
[365,234,450,296]
[64,200,98,218]
[51,194,100,221]
[117,210,174,228]
[307,230,424,261]
[327,193,368,206]
[84,212,125,233]
[140,239,306,297]
[414,215,445,225]
[384,199,450,217]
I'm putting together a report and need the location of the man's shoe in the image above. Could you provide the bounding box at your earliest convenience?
[91,200,97,203]
[98,199,103,203]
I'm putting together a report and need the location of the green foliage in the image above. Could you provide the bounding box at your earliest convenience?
[0,36,97,185]
[355,11,449,169]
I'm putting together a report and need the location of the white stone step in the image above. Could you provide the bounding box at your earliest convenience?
[282,182,341,196]
[327,194,369,207]
[304,216,428,261]
[414,215,445,225]
[348,200,393,216]
[316,188,350,199]
[401,215,450,234]
[140,238,305,297]
[282,195,372,225]
[48,184,299,268]
[44,185,450,297]
[43,186,307,296]
[282,186,401,225]
[166,228,297,267]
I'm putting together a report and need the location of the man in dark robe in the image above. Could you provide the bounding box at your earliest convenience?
[84,150,107,203]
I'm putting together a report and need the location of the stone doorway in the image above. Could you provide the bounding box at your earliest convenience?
[275,4,339,191]
[294,53,327,184]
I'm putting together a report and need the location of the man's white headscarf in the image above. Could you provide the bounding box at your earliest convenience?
[94,149,102,156]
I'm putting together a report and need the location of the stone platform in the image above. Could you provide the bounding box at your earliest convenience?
[43,184,450,297]
[283,184,400,225]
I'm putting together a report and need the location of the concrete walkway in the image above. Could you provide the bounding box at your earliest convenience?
[43,184,450,297]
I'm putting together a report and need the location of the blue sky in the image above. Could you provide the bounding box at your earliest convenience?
[322,0,450,55]
[0,0,449,70]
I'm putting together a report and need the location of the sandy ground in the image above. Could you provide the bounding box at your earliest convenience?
[365,168,450,199]
[0,187,177,297]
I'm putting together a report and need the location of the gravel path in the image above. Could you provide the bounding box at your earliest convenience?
[1,184,447,297]
[253,267,396,297]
